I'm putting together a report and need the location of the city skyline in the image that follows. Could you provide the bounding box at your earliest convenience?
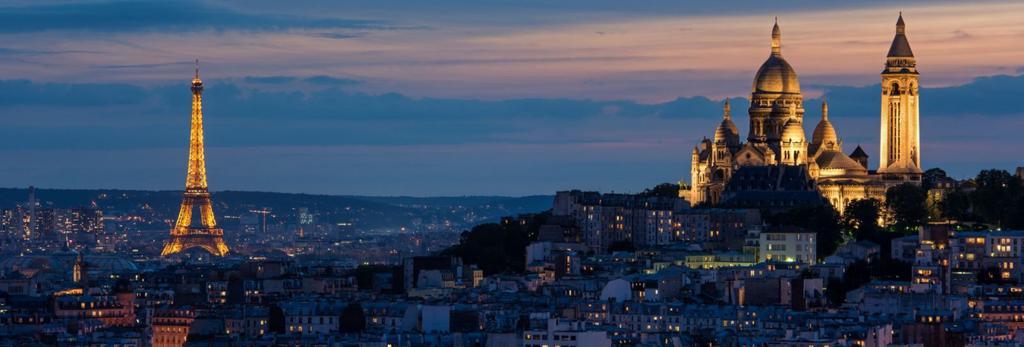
[1,1,1023,195]
[3,3,1024,346]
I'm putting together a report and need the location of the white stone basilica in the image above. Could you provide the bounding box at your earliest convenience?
[686,15,922,214]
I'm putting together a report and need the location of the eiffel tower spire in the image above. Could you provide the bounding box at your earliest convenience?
[162,61,229,257]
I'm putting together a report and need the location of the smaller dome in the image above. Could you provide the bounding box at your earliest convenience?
[782,118,804,143]
[714,121,738,144]
[815,150,869,177]
[811,120,836,146]
[713,101,740,146]
[811,101,838,149]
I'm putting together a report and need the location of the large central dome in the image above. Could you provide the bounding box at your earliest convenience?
[752,21,801,94]
[753,56,800,94]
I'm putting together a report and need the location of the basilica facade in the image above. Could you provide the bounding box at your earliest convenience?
[685,15,922,214]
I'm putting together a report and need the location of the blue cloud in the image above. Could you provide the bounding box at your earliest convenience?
[0,47,100,55]
[241,75,363,86]
[314,32,363,40]
[807,73,1024,119]
[95,61,194,70]
[0,79,148,106]
[244,76,298,84]
[303,76,363,86]
[0,1,387,33]
[0,73,1020,152]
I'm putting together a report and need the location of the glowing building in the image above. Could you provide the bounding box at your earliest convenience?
[161,61,230,257]
[686,15,922,214]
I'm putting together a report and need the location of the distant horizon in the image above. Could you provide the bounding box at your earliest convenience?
[0,186,557,199]
[0,160,1018,199]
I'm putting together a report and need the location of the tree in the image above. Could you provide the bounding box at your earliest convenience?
[921,168,948,190]
[971,169,1024,229]
[764,204,843,258]
[339,303,366,334]
[640,183,681,198]
[940,189,972,222]
[885,183,928,233]
[824,260,870,307]
[825,258,909,307]
[843,199,882,241]
[440,212,548,275]
[842,198,912,260]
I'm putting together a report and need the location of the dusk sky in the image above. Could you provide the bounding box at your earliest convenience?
[1,0,1022,196]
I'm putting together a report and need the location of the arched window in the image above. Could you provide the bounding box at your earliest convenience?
[890,82,901,96]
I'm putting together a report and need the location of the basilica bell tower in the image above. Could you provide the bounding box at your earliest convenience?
[878,13,922,181]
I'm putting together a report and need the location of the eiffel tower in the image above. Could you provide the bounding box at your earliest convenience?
[161,61,230,257]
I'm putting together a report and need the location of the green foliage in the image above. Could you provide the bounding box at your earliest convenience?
[922,168,948,190]
[842,198,910,261]
[823,260,869,306]
[971,169,1024,229]
[640,183,681,198]
[885,183,928,233]
[843,199,883,241]
[921,168,1024,229]
[440,212,548,275]
[763,204,843,258]
[940,189,972,222]
[824,258,910,306]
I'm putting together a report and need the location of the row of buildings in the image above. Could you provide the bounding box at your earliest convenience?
[552,190,758,252]
[552,190,815,264]
[0,188,104,241]
[4,219,1023,345]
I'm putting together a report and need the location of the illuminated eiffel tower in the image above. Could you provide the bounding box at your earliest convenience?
[161,61,229,257]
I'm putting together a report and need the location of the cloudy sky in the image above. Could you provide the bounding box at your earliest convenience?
[0,0,1022,196]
